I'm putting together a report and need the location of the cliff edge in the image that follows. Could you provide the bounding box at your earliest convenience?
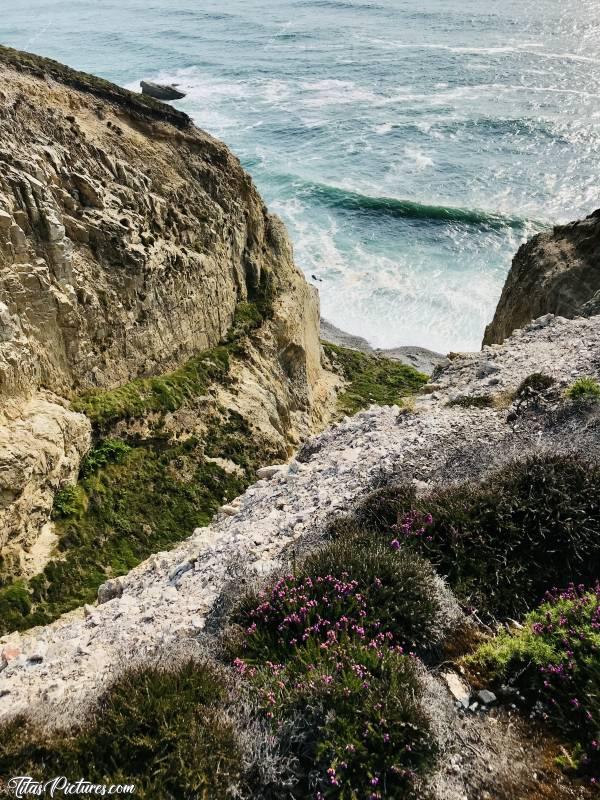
[483,209,600,345]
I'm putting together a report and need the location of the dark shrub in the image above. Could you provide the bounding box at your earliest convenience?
[301,533,443,653]
[343,455,600,621]
[235,637,435,799]
[467,583,600,780]
[0,661,243,800]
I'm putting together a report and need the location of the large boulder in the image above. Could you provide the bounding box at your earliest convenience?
[483,209,600,345]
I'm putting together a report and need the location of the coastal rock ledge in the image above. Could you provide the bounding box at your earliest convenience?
[484,208,600,345]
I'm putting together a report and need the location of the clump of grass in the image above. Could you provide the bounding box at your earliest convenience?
[80,438,132,477]
[0,660,244,800]
[323,343,427,416]
[565,376,600,403]
[466,583,600,781]
[341,455,600,621]
[447,395,495,409]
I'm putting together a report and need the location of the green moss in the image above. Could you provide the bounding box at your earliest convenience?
[0,660,243,800]
[565,376,600,402]
[323,342,427,416]
[465,586,600,776]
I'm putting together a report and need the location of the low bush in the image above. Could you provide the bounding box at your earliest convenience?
[300,534,443,654]
[234,635,434,799]
[337,455,600,621]
[565,376,600,403]
[0,660,244,800]
[466,583,600,781]
[230,535,439,798]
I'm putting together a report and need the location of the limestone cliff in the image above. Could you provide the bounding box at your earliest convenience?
[0,46,330,575]
[483,209,600,345]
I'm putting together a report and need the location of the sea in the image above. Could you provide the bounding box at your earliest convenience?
[2,0,599,352]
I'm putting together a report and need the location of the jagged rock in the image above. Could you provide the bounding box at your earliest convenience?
[257,464,288,479]
[441,669,470,708]
[97,578,124,605]
[484,209,600,345]
[140,80,186,101]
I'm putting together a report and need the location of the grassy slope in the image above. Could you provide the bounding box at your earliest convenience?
[323,342,427,416]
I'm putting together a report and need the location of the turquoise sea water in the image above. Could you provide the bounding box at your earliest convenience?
[2,1,599,351]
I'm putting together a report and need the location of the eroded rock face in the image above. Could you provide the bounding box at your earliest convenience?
[483,209,600,345]
[0,46,327,571]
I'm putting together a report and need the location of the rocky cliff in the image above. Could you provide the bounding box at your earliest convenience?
[483,209,600,345]
[2,311,599,799]
[0,46,330,578]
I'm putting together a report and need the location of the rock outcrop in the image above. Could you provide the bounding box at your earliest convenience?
[483,209,600,345]
[0,46,329,574]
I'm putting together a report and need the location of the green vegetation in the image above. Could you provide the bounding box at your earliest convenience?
[0,297,281,635]
[71,299,271,430]
[225,527,441,797]
[0,661,244,800]
[299,532,443,655]
[466,584,600,777]
[332,455,600,621]
[565,376,600,403]
[0,434,258,633]
[72,347,230,429]
[323,343,427,416]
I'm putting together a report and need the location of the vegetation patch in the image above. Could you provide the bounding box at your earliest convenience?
[0,660,244,800]
[466,583,600,782]
[330,455,600,621]
[72,346,230,430]
[322,343,427,417]
[227,532,439,797]
[565,376,600,403]
[447,394,495,409]
[0,434,256,634]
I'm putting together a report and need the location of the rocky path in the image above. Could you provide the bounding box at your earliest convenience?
[1,313,600,725]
